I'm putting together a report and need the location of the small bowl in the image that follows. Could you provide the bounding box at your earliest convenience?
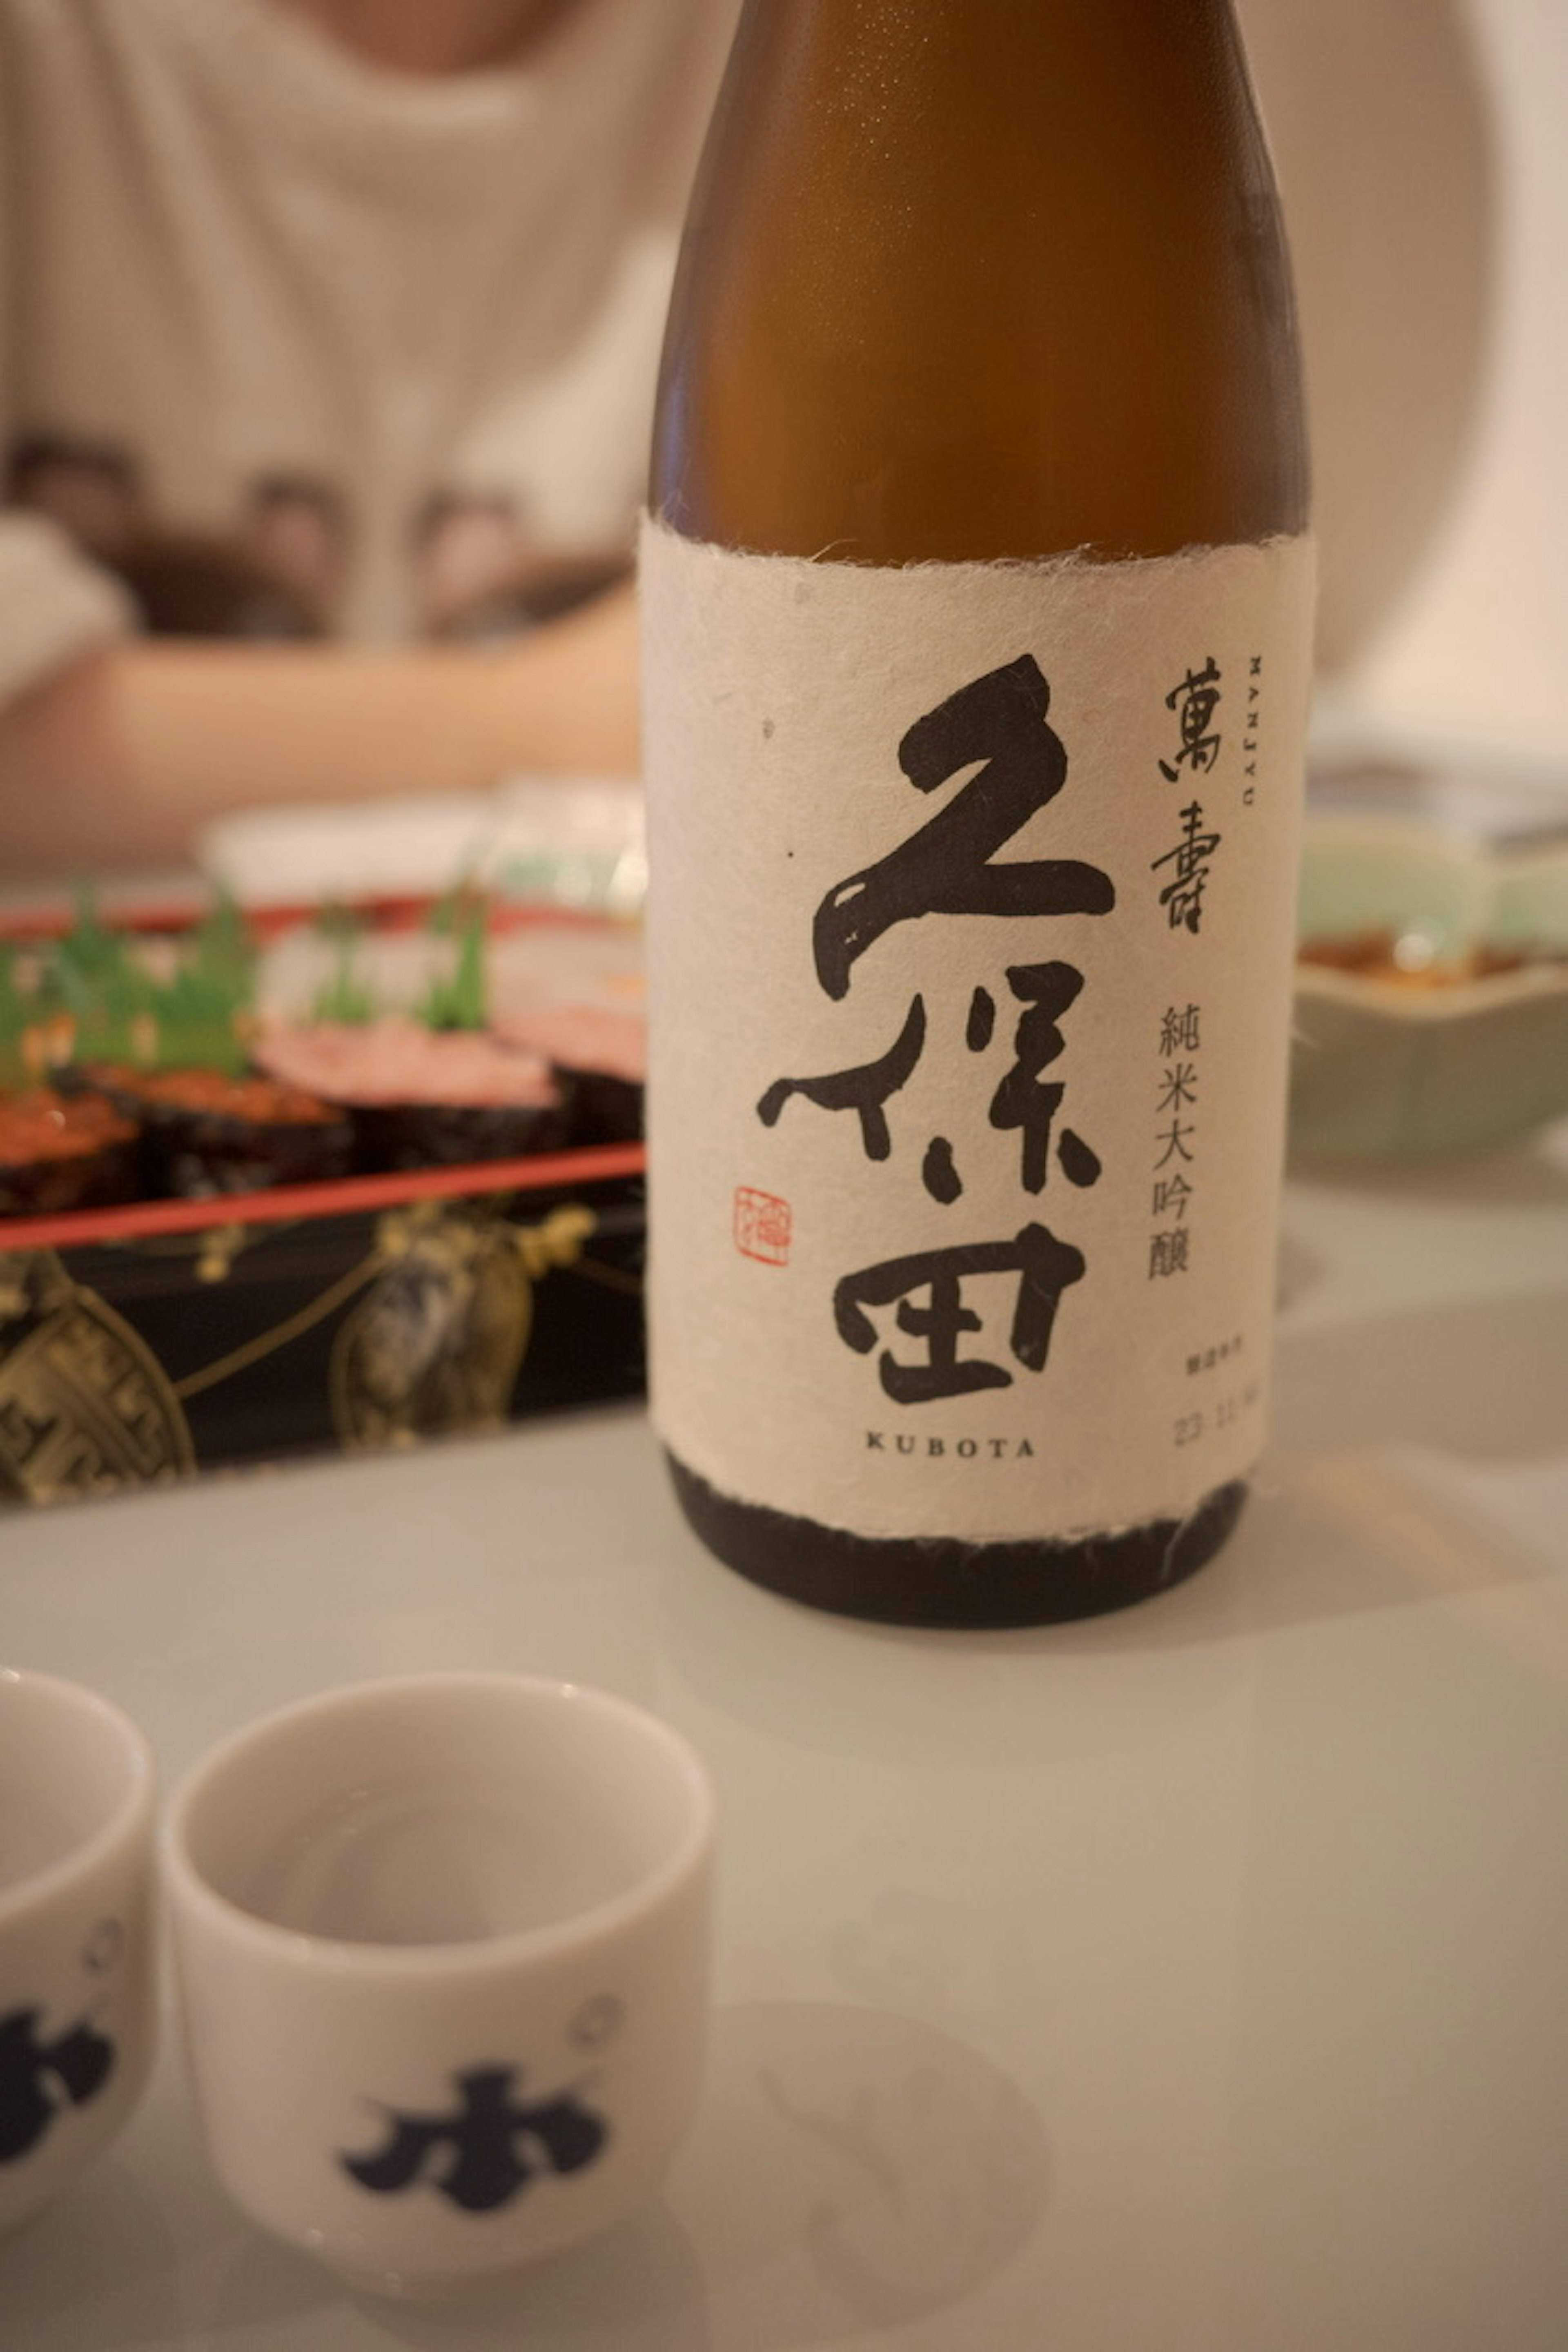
[1290,816,1568,1159]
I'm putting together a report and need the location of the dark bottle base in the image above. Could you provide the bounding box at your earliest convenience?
[666,1453,1247,1629]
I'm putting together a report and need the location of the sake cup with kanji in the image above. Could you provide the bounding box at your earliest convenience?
[161,1671,715,2299]
[0,1669,158,2235]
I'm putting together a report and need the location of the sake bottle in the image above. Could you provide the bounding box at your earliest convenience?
[641,0,1313,1626]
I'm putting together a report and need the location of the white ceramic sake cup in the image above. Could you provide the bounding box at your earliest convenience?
[162,1673,715,2299]
[0,1669,158,2235]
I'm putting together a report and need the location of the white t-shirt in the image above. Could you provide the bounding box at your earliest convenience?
[0,0,738,700]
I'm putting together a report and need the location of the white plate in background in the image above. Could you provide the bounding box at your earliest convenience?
[200,774,644,915]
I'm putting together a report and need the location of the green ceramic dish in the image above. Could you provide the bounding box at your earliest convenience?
[1290,817,1568,1158]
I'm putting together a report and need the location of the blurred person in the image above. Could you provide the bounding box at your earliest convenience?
[0,0,739,872]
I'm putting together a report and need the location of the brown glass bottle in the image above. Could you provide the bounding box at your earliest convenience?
[643,0,1311,1628]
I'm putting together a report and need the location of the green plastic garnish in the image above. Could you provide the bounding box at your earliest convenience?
[418,889,488,1033]
[312,904,379,1025]
[148,889,256,1077]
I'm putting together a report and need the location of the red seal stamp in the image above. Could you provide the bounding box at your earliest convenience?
[734,1187,791,1266]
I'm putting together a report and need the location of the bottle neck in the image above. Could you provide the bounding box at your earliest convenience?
[731,0,1254,130]
[659,0,1307,558]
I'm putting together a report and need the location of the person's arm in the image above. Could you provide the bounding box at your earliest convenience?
[0,582,640,876]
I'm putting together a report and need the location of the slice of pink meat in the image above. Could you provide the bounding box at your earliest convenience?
[493,1006,645,1085]
[256,1019,559,1108]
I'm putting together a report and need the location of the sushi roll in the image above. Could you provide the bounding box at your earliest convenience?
[254,1020,572,1172]
[493,1006,645,1145]
[0,1088,141,1218]
[71,1064,352,1200]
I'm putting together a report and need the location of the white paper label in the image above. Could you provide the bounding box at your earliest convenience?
[640,520,1316,1544]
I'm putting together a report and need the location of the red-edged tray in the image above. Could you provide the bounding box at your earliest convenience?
[0,900,646,1508]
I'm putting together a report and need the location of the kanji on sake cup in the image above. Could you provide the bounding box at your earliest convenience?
[0,1669,158,2235]
[161,1673,715,2300]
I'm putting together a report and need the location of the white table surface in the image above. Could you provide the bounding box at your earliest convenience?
[2,1130,1566,2352]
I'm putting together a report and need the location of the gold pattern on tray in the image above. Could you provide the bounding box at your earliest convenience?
[0,1250,196,1503]
[195,1223,250,1285]
[172,1252,380,1404]
[330,1200,596,1451]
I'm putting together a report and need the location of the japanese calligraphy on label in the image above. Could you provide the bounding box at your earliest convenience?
[640,520,1316,1544]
